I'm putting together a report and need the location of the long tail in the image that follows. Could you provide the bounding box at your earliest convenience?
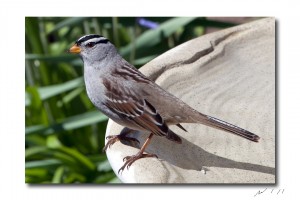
[198,115,260,142]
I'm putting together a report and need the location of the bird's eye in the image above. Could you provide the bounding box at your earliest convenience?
[86,42,96,48]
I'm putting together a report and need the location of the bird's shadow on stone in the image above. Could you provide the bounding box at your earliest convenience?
[118,127,275,176]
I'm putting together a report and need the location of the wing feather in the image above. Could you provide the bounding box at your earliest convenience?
[103,77,169,137]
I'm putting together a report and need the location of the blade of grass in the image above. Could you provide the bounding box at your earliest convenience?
[48,17,91,34]
[26,77,84,106]
[57,87,85,107]
[52,166,65,183]
[25,146,49,158]
[25,54,77,62]
[120,17,198,58]
[25,110,108,135]
[26,159,62,169]
[47,135,95,171]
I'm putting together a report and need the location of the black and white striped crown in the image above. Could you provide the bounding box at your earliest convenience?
[75,34,109,45]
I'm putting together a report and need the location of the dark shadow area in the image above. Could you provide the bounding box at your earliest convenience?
[121,128,275,176]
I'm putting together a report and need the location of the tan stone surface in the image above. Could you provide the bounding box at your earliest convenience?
[105,18,275,183]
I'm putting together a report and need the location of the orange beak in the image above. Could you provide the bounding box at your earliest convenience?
[68,44,81,54]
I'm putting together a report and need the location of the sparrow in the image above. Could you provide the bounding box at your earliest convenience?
[68,34,260,173]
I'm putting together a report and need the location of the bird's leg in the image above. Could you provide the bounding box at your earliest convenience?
[118,133,158,174]
[103,128,140,152]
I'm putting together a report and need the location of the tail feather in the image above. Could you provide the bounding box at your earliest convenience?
[203,115,260,142]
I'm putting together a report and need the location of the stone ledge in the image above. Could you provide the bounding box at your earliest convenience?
[105,18,275,183]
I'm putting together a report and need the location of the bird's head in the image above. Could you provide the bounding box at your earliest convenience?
[69,34,116,63]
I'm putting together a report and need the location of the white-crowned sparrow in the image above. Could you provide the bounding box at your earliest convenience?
[69,34,260,173]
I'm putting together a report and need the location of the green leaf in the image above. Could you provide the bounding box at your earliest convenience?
[47,136,95,171]
[133,54,158,66]
[58,147,95,171]
[63,172,86,183]
[25,168,48,177]
[26,86,42,108]
[52,166,65,183]
[47,135,62,148]
[120,17,198,58]
[25,110,108,135]
[26,77,84,106]
[26,159,62,169]
[25,17,44,54]
[25,146,49,158]
[57,87,85,107]
[108,177,122,183]
[94,172,117,183]
[25,54,77,62]
[47,135,96,170]
[48,17,91,34]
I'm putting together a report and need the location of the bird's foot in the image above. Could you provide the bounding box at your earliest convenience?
[118,152,158,174]
[103,135,140,152]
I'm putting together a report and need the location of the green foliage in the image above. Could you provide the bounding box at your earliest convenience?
[25,17,238,183]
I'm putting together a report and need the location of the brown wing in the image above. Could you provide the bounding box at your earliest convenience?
[102,77,177,139]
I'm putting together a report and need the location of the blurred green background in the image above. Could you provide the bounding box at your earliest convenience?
[25,17,254,184]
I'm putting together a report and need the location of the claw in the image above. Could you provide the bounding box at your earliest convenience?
[117,133,156,174]
[123,156,128,162]
[118,153,158,174]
